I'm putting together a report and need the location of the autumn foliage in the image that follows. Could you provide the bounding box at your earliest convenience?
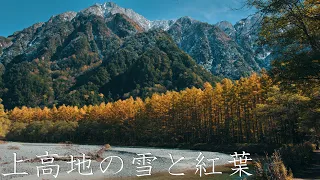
[3,72,318,145]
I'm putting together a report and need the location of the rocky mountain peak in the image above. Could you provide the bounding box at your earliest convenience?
[80,2,151,30]
[177,16,196,24]
[216,21,236,39]
[103,2,118,8]
[234,13,263,37]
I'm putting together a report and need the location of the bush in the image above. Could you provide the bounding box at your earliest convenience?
[6,122,27,141]
[6,121,78,143]
[23,121,53,142]
[0,118,11,137]
[50,121,78,143]
[252,151,293,180]
[251,142,314,179]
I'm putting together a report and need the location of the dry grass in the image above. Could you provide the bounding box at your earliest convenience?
[252,151,293,180]
[7,145,20,150]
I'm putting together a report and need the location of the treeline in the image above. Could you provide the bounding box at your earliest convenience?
[1,72,319,146]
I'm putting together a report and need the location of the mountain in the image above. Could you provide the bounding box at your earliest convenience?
[165,14,273,79]
[0,36,12,59]
[74,3,272,79]
[167,16,258,79]
[228,14,272,69]
[0,2,271,108]
[0,2,271,79]
[0,6,216,109]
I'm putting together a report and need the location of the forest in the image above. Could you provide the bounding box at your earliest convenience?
[0,72,318,147]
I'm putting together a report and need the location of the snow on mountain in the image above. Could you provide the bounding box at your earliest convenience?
[216,21,236,39]
[150,20,177,31]
[49,12,77,23]
[80,2,151,30]
[80,2,178,32]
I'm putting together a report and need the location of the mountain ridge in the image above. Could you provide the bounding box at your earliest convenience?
[0,2,275,108]
[0,2,271,79]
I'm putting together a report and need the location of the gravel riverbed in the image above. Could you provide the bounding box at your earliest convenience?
[0,142,231,180]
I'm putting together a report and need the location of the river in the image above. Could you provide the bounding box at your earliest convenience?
[0,142,231,180]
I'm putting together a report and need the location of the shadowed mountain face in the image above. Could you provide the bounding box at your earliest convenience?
[0,2,270,108]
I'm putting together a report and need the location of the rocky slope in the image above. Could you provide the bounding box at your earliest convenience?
[164,14,273,79]
[0,37,12,50]
[167,16,257,79]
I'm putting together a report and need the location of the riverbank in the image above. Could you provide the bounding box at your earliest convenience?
[0,142,234,180]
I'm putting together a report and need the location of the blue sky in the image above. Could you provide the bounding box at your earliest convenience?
[0,0,255,37]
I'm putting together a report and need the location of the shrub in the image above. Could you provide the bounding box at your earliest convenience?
[252,151,293,180]
[6,122,27,141]
[50,121,78,143]
[0,118,10,137]
[6,121,78,143]
[252,142,314,179]
[23,121,53,142]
